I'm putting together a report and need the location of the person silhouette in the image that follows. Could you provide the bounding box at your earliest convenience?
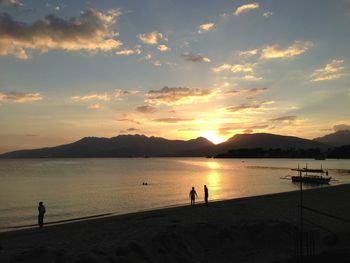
[38,201,46,228]
[189,187,198,206]
[204,185,209,205]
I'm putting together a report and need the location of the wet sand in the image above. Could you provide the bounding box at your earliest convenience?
[1,184,350,262]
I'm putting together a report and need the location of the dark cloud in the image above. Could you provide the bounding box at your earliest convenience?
[0,91,43,103]
[0,9,122,59]
[246,87,268,98]
[225,87,268,98]
[181,52,210,63]
[146,86,213,105]
[334,124,350,131]
[226,102,263,112]
[120,127,140,133]
[127,128,139,131]
[269,116,297,122]
[224,90,240,95]
[136,105,157,113]
[118,118,141,125]
[153,117,193,123]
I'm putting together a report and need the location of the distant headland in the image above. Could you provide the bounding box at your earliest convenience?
[1,130,350,159]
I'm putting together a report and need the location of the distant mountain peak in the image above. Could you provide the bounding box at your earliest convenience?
[314,130,350,147]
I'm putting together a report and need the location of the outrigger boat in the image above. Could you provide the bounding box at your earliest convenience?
[291,165,331,185]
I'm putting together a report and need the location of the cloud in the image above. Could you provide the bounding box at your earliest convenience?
[224,90,240,96]
[138,31,164,45]
[219,127,237,136]
[249,124,269,129]
[152,117,193,123]
[310,59,345,81]
[157,44,170,52]
[145,53,152,60]
[245,87,268,98]
[334,124,350,131]
[238,48,259,57]
[234,3,259,16]
[242,75,262,81]
[114,90,138,99]
[146,86,214,105]
[0,91,43,103]
[0,0,21,6]
[226,101,272,112]
[71,90,136,102]
[198,22,215,33]
[263,12,273,18]
[136,105,157,113]
[120,127,140,133]
[181,52,211,63]
[261,41,313,59]
[224,87,268,98]
[0,9,122,59]
[88,103,101,110]
[226,103,261,112]
[118,118,141,125]
[212,63,255,73]
[71,93,110,101]
[116,47,141,56]
[269,116,297,122]
[153,60,162,66]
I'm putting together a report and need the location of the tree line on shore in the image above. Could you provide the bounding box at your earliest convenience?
[214,145,350,159]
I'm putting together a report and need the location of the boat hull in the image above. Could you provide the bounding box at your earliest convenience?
[291,176,330,184]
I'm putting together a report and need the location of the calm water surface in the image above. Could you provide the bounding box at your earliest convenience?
[0,158,349,230]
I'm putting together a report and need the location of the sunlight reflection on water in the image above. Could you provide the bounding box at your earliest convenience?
[0,158,349,229]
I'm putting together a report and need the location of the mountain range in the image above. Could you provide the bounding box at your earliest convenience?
[1,130,350,158]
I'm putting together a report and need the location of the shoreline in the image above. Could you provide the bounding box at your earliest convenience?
[0,187,307,233]
[1,184,350,262]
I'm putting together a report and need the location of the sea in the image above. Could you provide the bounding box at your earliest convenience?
[0,158,349,231]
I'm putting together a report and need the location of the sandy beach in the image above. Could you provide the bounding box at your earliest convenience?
[1,184,350,263]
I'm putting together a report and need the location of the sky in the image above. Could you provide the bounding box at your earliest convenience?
[0,0,349,153]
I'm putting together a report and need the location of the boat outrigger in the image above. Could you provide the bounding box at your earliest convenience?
[291,165,331,185]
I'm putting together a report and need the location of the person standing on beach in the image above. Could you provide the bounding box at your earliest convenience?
[204,185,209,205]
[189,187,198,206]
[38,201,46,228]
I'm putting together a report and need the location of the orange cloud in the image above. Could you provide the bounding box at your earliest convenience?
[71,93,110,101]
[234,3,259,16]
[157,44,171,52]
[310,59,345,81]
[198,22,215,33]
[212,63,255,73]
[261,41,313,59]
[138,31,164,45]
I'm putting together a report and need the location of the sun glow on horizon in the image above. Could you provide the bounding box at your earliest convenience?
[202,130,226,144]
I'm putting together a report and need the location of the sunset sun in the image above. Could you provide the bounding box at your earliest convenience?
[202,130,226,144]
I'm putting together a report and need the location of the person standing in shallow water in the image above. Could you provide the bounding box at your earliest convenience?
[204,185,209,205]
[189,187,198,206]
[38,201,46,228]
